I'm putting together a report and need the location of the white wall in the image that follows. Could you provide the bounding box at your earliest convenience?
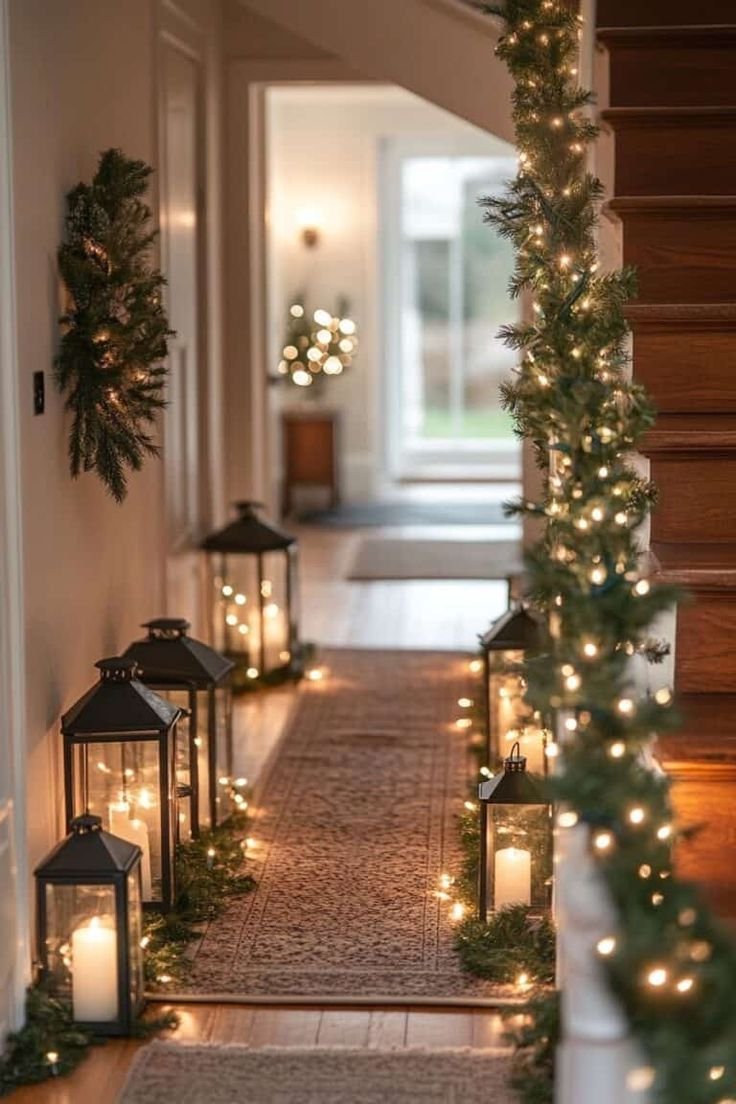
[2,0,224,1023]
[266,84,515,503]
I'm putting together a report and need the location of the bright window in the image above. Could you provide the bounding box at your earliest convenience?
[384,150,520,478]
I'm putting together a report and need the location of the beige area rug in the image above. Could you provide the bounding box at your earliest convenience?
[120,1043,515,1103]
[347,539,522,581]
[176,649,514,1000]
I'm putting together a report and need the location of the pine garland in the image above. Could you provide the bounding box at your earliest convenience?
[0,984,95,1095]
[144,813,256,989]
[56,149,173,502]
[0,985,176,1096]
[504,991,559,1104]
[486,2,736,1101]
[456,905,555,986]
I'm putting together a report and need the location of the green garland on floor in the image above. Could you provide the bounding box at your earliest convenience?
[504,991,560,1104]
[483,2,736,1101]
[143,813,256,988]
[0,986,176,1096]
[456,905,555,986]
[0,984,95,1096]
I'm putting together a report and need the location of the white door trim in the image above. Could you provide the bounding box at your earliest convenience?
[0,0,31,1033]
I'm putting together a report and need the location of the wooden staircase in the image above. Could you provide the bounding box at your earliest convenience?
[599,2,736,915]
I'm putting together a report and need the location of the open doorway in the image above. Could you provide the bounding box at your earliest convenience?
[265,84,521,511]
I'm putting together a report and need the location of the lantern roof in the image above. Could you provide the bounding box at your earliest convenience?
[35,814,140,877]
[478,745,548,805]
[123,618,234,687]
[480,604,541,653]
[61,657,181,734]
[201,501,296,554]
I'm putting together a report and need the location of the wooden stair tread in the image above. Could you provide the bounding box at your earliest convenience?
[597,0,736,29]
[608,195,736,212]
[598,25,736,44]
[652,544,736,584]
[643,414,736,451]
[603,106,736,125]
[625,302,736,325]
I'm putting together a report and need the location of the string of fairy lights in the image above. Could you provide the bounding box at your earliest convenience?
[278,303,358,387]
[484,2,736,1100]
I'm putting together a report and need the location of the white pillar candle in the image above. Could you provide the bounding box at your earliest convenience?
[518,728,547,774]
[263,603,286,668]
[495,846,532,909]
[109,802,152,899]
[71,917,118,1022]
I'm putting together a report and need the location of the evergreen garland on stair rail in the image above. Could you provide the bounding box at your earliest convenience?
[484,2,736,1101]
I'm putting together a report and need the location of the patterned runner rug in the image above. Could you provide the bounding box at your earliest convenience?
[179,649,512,1001]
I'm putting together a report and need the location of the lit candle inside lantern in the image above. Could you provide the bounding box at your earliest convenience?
[263,603,287,667]
[495,847,532,909]
[108,802,152,899]
[71,916,118,1021]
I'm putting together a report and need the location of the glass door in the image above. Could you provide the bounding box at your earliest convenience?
[382,144,520,480]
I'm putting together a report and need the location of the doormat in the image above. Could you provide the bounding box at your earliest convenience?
[120,1043,515,1103]
[299,501,514,527]
[347,539,522,581]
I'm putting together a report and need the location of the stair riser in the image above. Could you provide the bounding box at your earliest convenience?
[598,0,736,27]
[631,326,736,413]
[616,210,736,303]
[648,454,736,546]
[675,592,736,693]
[659,693,736,755]
[610,120,736,196]
[606,41,736,108]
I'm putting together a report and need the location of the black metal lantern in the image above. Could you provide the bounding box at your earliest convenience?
[480,603,546,772]
[62,657,181,910]
[123,618,237,839]
[35,814,145,1035]
[477,742,553,923]
[202,501,302,687]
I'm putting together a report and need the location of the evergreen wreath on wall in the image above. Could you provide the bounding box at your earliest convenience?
[484,2,736,1101]
[56,148,174,502]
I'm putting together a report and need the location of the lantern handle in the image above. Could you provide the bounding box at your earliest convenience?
[235,500,265,515]
[509,740,522,759]
[71,813,103,834]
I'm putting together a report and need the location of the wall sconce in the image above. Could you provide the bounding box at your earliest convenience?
[297,208,323,249]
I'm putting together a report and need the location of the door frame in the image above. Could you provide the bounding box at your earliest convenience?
[0,0,31,1034]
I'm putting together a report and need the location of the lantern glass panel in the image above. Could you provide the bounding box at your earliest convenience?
[488,651,528,746]
[44,883,120,1024]
[127,872,144,1010]
[213,684,233,821]
[486,802,552,914]
[70,740,163,904]
[156,688,195,840]
[214,550,291,676]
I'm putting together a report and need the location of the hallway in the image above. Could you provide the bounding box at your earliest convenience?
[13,519,518,1101]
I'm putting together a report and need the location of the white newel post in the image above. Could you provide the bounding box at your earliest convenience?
[555,818,651,1104]
[552,1,652,1097]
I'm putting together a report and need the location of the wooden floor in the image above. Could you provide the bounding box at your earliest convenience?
[18,516,517,1103]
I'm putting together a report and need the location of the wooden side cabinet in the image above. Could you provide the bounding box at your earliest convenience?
[281,408,341,516]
